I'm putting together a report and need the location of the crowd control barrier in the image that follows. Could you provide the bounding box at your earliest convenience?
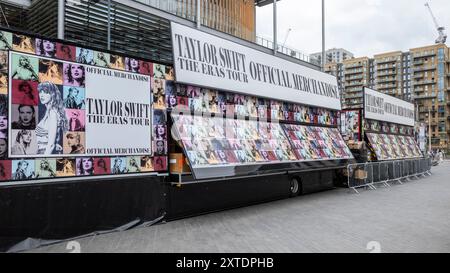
[347,158,432,193]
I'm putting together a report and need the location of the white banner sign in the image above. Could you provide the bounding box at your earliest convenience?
[84,67,152,156]
[171,22,341,110]
[364,87,415,127]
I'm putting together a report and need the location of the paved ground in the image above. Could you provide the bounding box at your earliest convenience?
[28,161,450,253]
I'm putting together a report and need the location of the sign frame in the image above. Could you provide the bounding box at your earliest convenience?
[171,22,341,111]
[364,87,415,127]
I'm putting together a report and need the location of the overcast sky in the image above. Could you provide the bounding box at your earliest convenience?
[256,0,450,57]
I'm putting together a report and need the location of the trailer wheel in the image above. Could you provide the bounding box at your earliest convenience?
[290,178,300,197]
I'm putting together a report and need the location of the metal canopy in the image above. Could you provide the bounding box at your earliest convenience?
[255,0,280,7]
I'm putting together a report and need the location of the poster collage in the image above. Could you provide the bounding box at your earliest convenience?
[165,84,339,126]
[172,113,353,168]
[172,114,298,166]
[364,119,414,137]
[340,110,361,141]
[366,133,422,161]
[283,124,353,161]
[0,30,170,182]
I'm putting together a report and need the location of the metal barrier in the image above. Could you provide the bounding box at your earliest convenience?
[347,157,432,193]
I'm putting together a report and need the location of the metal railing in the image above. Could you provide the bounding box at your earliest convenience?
[347,158,432,193]
[255,36,318,65]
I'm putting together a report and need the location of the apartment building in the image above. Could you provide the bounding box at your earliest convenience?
[311,48,354,65]
[340,57,371,109]
[328,44,450,151]
[410,44,450,150]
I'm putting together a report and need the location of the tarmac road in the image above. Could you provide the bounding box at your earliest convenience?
[27,161,450,253]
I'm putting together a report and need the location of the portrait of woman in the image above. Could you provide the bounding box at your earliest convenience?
[0,115,7,131]
[11,105,36,131]
[0,160,11,181]
[57,44,75,61]
[64,63,85,87]
[35,159,56,178]
[36,82,68,155]
[94,158,109,175]
[166,81,177,108]
[125,57,140,73]
[154,140,166,156]
[67,109,85,132]
[12,80,39,106]
[11,129,35,155]
[76,157,94,176]
[36,39,57,58]
[127,157,141,173]
[0,138,7,159]
[0,31,12,50]
[250,145,264,162]
[0,72,7,94]
[64,132,85,154]
[155,124,166,140]
[13,160,35,180]
[153,110,166,125]
[76,47,93,65]
[11,55,39,81]
[187,86,200,98]
[63,87,85,109]
[110,55,125,70]
[153,63,165,79]
[141,156,154,172]
[140,61,152,75]
[153,79,166,109]
[39,60,63,84]
[208,91,219,113]
[0,51,8,72]
[111,157,127,174]
[93,52,110,68]
[56,158,75,177]
[165,66,175,81]
[13,34,35,54]
[153,156,167,171]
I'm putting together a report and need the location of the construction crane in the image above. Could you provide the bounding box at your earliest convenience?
[424,2,447,44]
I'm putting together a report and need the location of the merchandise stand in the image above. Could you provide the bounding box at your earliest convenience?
[340,87,423,163]
[1,23,357,250]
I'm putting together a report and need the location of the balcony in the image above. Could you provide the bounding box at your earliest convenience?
[377,71,397,77]
[413,52,436,59]
[345,63,364,69]
[413,80,436,86]
[419,108,437,113]
[413,73,424,79]
[344,69,364,76]
[343,93,363,99]
[413,66,436,72]
[345,74,364,80]
[377,66,397,71]
[378,83,397,89]
[415,94,436,100]
[377,77,397,83]
[414,87,425,92]
[346,87,364,93]
[413,60,425,65]
[376,58,398,65]
[345,81,364,87]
